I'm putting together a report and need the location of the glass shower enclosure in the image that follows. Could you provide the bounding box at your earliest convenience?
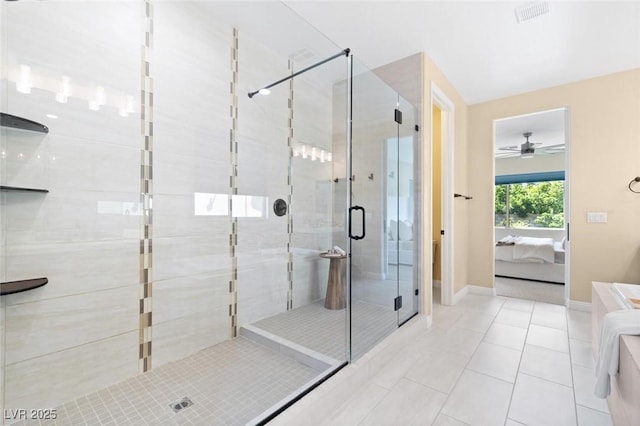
[348,59,420,359]
[0,1,420,424]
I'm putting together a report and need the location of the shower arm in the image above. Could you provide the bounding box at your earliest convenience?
[248,48,350,98]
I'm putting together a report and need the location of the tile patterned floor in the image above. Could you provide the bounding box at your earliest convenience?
[285,288,613,425]
[7,291,406,426]
[10,337,320,426]
[9,289,608,426]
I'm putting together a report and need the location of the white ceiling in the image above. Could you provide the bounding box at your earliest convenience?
[494,108,565,158]
[284,1,640,104]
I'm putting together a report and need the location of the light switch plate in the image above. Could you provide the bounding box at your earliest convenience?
[587,212,608,223]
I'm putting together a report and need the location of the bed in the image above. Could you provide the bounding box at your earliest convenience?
[495,234,565,284]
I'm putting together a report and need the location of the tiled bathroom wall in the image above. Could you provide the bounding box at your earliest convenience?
[290,73,336,309]
[235,33,291,328]
[1,1,142,412]
[152,1,234,368]
[0,0,345,416]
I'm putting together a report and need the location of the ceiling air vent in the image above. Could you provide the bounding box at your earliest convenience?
[514,1,550,23]
[289,48,317,64]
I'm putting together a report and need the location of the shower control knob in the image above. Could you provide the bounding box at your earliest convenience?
[273,199,287,217]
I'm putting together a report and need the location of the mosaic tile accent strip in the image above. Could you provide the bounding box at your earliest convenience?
[286,59,294,311]
[229,28,239,338]
[138,0,154,373]
[14,338,320,426]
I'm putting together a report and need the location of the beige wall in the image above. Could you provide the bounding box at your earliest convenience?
[468,69,640,302]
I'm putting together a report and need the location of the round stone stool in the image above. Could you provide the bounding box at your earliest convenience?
[319,252,347,310]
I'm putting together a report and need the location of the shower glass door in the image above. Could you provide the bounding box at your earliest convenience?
[396,96,419,325]
[347,56,419,360]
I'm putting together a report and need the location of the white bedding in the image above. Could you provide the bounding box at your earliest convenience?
[513,236,555,263]
[496,236,555,264]
[494,233,565,284]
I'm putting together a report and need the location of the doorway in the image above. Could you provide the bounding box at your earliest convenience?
[431,83,455,306]
[493,108,570,305]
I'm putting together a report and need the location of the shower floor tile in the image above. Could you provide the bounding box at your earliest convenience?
[250,300,398,360]
[13,337,321,426]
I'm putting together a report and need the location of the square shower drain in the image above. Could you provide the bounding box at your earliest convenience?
[169,396,194,413]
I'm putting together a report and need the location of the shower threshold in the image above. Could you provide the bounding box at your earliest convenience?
[250,299,397,360]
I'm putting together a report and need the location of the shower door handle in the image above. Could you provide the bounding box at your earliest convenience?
[349,205,366,240]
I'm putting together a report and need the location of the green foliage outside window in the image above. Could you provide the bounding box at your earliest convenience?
[495,185,507,215]
[495,181,564,228]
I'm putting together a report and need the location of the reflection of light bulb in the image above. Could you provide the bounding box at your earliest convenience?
[311,147,317,161]
[302,145,307,159]
[88,85,105,110]
[56,76,72,103]
[1,151,6,159]
[16,65,32,94]
[327,152,332,162]
[320,150,325,163]
[126,95,135,113]
[119,95,136,117]
[96,86,106,105]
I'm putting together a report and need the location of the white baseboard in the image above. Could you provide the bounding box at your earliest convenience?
[467,285,497,296]
[433,280,441,288]
[452,286,469,304]
[568,300,591,312]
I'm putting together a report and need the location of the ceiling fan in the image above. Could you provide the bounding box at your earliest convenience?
[497,132,564,159]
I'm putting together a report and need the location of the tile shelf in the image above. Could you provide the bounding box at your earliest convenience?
[0,277,48,296]
[0,114,50,295]
[0,112,49,133]
[1,113,49,193]
[1,185,49,193]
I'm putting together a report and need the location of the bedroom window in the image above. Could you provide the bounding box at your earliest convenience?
[495,173,564,229]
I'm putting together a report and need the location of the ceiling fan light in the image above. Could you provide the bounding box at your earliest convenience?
[521,153,534,159]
